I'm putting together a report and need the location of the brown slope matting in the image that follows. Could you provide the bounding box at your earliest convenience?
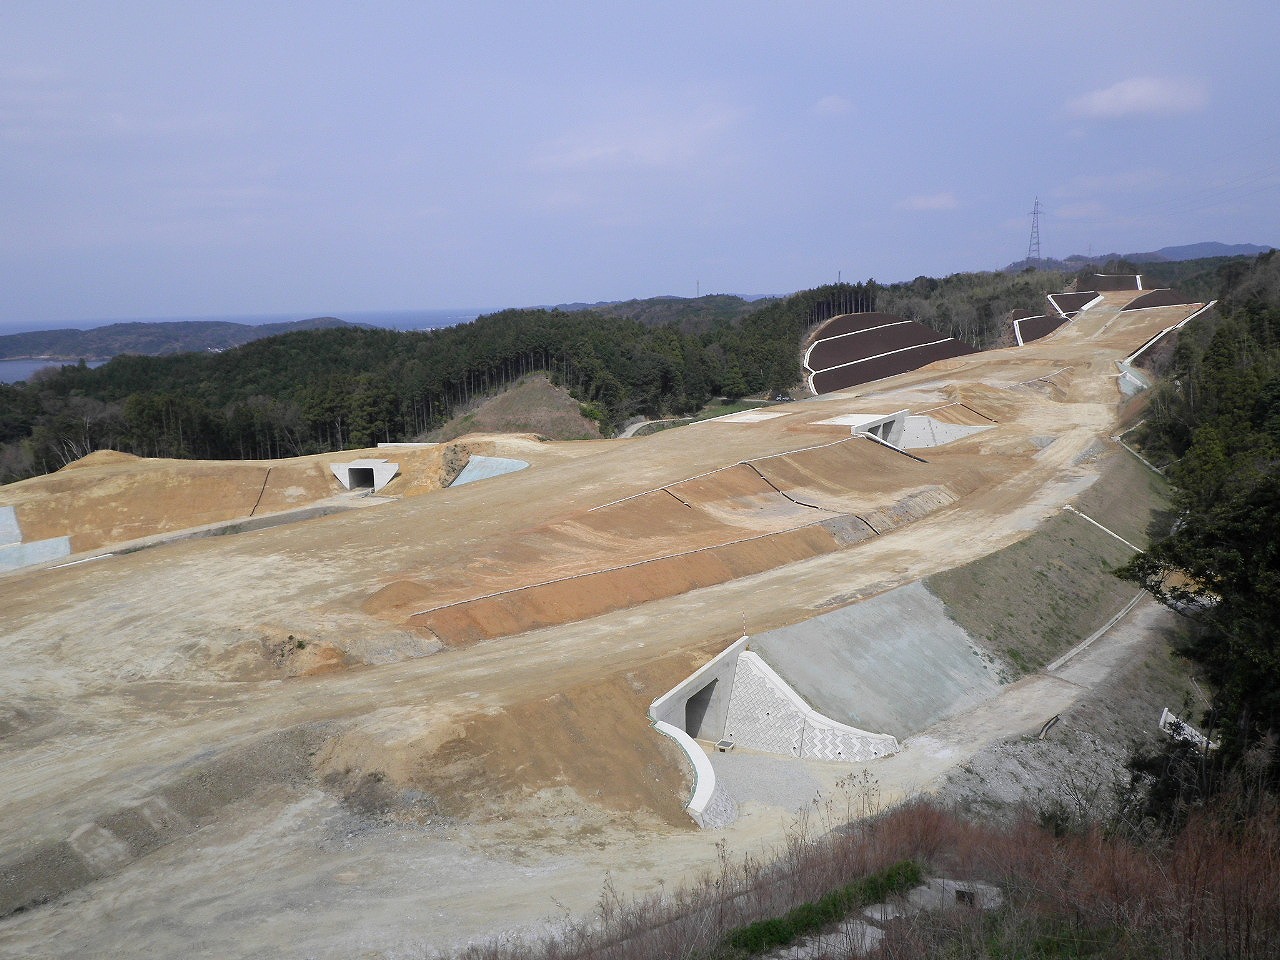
[1086,274,1142,292]
[1122,289,1191,311]
[1017,314,1069,343]
[807,321,953,371]
[807,312,911,340]
[810,339,975,394]
[1048,291,1098,314]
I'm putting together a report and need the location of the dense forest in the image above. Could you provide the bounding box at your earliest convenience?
[0,283,878,480]
[1117,251,1280,805]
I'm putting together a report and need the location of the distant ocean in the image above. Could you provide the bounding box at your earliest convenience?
[0,307,486,384]
[0,359,108,384]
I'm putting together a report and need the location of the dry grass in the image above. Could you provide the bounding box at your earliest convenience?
[926,510,1138,674]
[925,444,1173,676]
[439,792,1280,960]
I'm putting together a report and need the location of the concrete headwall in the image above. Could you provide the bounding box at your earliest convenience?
[650,636,748,737]
[329,459,400,492]
[649,638,750,828]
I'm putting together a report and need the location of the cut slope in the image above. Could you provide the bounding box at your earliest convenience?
[368,436,1001,644]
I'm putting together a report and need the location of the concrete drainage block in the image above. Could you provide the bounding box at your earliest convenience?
[907,877,1004,912]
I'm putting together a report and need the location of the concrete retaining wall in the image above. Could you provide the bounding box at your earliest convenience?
[652,721,738,828]
[0,506,73,573]
[0,506,19,546]
[0,536,72,573]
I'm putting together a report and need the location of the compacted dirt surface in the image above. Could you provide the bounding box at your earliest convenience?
[0,292,1204,958]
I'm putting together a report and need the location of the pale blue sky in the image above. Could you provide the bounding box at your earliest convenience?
[2,1,1277,330]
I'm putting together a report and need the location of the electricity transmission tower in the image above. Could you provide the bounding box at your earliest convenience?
[1026,197,1042,265]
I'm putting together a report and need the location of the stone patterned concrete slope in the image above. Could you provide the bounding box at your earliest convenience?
[722,652,898,762]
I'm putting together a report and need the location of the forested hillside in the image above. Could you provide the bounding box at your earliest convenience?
[0,283,875,480]
[553,294,769,335]
[877,270,1066,347]
[1118,250,1280,800]
[0,316,357,360]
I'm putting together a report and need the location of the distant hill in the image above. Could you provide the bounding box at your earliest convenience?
[1005,241,1273,273]
[552,294,775,335]
[1128,242,1274,263]
[0,316,359,360]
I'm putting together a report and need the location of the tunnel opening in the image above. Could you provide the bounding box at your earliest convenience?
[684,678,718,740]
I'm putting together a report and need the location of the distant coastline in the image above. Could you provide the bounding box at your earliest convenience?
[0,358,109,384]
[0,309,487,377]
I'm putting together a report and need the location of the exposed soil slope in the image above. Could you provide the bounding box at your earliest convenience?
[424,374,603,441]
[0,293,1208,958]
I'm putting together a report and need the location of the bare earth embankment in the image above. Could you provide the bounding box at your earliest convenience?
[0,293,1207,958]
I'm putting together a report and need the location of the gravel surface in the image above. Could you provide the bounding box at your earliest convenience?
[709,749,828,813]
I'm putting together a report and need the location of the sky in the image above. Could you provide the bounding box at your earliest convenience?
[2,1,1278,332]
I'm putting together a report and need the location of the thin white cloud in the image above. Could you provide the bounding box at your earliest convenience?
[1067,77,1208,119]
[899,192,959,212]
[1055,168,1170,196]
[534,102,743,173]
[0,66,244,146]
[811,95,853,116]
[1054,201,1109,221]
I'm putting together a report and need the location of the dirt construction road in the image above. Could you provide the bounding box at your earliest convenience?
[0,293,1200,957]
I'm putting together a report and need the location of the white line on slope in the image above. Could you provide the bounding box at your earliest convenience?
[1063,505,1142,552]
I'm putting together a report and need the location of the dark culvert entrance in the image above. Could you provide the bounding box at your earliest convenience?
[348,467,376,490]
[684,679,718,740]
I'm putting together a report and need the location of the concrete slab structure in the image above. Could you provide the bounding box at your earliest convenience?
[898,416,991,449]
[651,634,899,826]
[749,582,1002,738]
[707,410,790,424]
[0,536,72,573]
[0,505,72,572]
[722,652,899,762]
[0,505,19,545]
[329,458,399,492]
[449,455,529,487]
[811,410,908,444]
